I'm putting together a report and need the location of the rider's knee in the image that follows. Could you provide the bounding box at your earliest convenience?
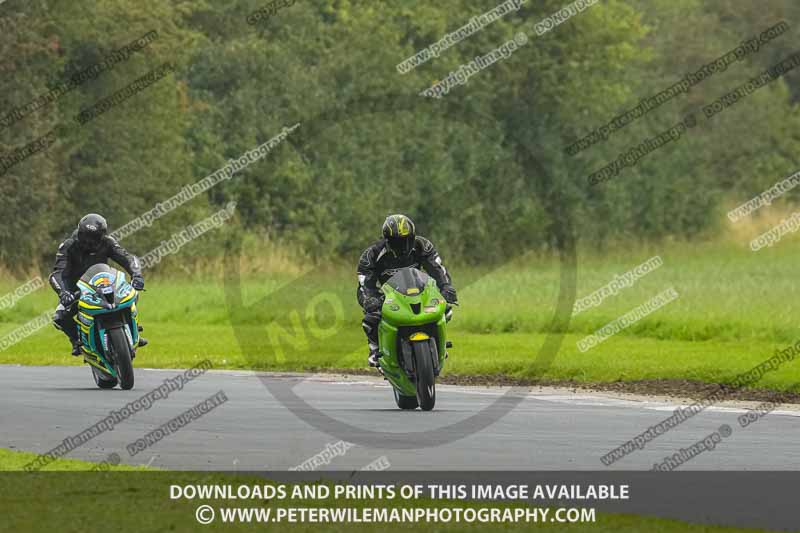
[53,314,71,332]
[361,312,381,336]
[362,311,381,326]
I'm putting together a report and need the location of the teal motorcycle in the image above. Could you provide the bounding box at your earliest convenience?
[377,267,452,411]
[73,263,141,390]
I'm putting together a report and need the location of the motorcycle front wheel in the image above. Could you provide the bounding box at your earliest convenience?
[108,328,134,390]
[412,341,436,411]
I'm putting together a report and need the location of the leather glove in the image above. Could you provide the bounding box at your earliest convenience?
[363,296,383,313]
[441,284,458,304]
[131,275,145,290]
[59,290,76,307]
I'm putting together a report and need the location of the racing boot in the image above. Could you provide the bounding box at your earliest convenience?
[137,325,148,348]
[367,345,381,367]
[70,338,82,356]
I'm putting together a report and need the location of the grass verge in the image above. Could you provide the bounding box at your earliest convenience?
[1,241,799,397]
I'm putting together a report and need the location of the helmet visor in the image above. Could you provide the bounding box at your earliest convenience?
[387,235,413,256]
[78,230,104,252]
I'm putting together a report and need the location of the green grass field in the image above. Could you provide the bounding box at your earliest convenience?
[0,448,144,472]
[2,240,799,393]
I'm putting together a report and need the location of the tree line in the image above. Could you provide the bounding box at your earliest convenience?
[1,0,799,272]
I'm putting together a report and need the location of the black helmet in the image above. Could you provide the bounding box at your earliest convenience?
[77,213,108,252]
[382,214,416,256]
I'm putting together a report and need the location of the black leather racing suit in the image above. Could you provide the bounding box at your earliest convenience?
[356,236,452,350]
[49,231,142,342]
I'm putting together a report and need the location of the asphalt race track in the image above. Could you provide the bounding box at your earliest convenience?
[2,365,799,470]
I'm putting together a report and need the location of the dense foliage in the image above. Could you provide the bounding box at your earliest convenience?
[1,0,799,271]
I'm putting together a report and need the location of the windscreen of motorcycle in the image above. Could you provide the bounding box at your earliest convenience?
[79,263,117,295]
[385,267,429,296]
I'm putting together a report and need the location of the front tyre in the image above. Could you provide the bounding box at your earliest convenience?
[108,328,134,390]
[393,388,419,410]
[412,341,436,411]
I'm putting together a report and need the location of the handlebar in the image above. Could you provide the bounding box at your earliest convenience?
[66,284,144,309]
[65,290,81,310]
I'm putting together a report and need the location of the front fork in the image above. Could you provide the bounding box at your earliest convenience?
[80,309,138,376]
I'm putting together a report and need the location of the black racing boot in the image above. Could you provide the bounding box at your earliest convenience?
[70,339,82,356]
[137,324,147,348]
[367,346,381,367]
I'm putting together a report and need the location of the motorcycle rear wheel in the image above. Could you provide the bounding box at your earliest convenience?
[393,388,419,410]
[91,365,117,389]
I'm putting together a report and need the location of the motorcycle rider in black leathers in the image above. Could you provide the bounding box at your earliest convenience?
[357,214,457,367]
[49,214,147,356]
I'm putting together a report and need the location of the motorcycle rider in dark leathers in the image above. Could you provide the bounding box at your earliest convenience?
[49,214,147,356]
[357,214,457,367]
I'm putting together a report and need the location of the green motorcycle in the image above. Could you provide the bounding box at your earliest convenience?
[377,267,452,411]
